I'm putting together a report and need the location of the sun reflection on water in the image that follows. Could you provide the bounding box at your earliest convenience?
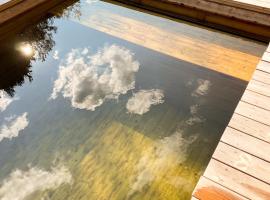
[18,43,34,57]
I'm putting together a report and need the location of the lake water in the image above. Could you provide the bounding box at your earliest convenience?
[0,0,266,199]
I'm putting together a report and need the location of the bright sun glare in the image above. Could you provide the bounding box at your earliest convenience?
[19,43,34,56]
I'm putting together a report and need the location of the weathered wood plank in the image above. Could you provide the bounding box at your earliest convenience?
[213,142,270,184]
[229,113,270,143]
[193,176,248,200]
[209,0,270,13]
[252,69,270,84]
[221,127,270,162]
[194,45,270,200]
[0,0,23,12]
[242,89,270,110]
[235,101,270,126]
[247,79,270,97]
[257,60,270,73]
[204,159,270,200]
[262,51,270,62]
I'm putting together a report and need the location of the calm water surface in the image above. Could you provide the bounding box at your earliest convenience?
[0,0,266,200]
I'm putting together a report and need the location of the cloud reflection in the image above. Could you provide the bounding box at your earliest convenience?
[129,131,197,195]
[53,50,59,60]
[86,0,98,4]
[185,104,205,126]
[126,89,164,115]
[0,164,72,200]
[50,45,140,111]
[192,79,211,97]
[0,113,28,142]
[0,91,18,112]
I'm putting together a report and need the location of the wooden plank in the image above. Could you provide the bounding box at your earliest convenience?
[262,51,270,62]
[0,0,23,12]
[233,0,270,9]
[221,127,270,162]
[215,0,270,12]
[257,60,270,73]
[229,113,270,143]
[235,101,270,126]
[267,45,270,52]
[247,79,270,97]
[204,159,270,200]
[193,176,248,200]
[213,142,270,184]
[252,69,270,84]
[194,45,270,200]
[242,89,270,110]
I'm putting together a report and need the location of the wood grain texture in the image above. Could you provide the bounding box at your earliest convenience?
[242,89,270,110]
[75,10,263,81]
[257,60,270,73]
[169,0,270,25]
[247,79,270,97]
[262,52,270,62]
[252,70,270,84]
[193,176,247,200]
[208,0,270,13]
[221,127,270,162]
[235,101,270,126]
[196,44,270,200]
[229,113,270,143]
[204,159,270,200]
[213,142,270,184]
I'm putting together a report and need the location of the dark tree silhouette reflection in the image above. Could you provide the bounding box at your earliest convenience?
[0,17,56,97]
[0,0,80,97]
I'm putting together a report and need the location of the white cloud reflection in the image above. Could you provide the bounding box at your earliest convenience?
[0,113,29,142]
[186,104,205,126]
[50,45,140,111]
[129,131,197,195]
[0,164,72,200]
[126,89,164,115]
[53,50,59,60]
[0,91,18,112]
[192,79,211,97]
[86,0,98,4]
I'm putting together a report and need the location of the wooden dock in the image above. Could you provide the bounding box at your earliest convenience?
[111,0,270,41]
[0,0,67,40]
[192,44,270,200]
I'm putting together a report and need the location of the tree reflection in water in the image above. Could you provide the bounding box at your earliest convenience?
[0,17,56,97]
[0,0,80,97]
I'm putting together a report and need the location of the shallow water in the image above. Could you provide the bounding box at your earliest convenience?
[0,0,266,199]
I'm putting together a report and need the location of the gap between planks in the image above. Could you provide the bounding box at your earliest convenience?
[229,113,270,143]
[241,89,270,111]
[203,159,270,200]
[221,127,270,162]
[252,69,270,84]
[213,142,270,184]
[194,45,270,200]
[262,51,270,62]
[235,101,270,126]
[256,60,270,74]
